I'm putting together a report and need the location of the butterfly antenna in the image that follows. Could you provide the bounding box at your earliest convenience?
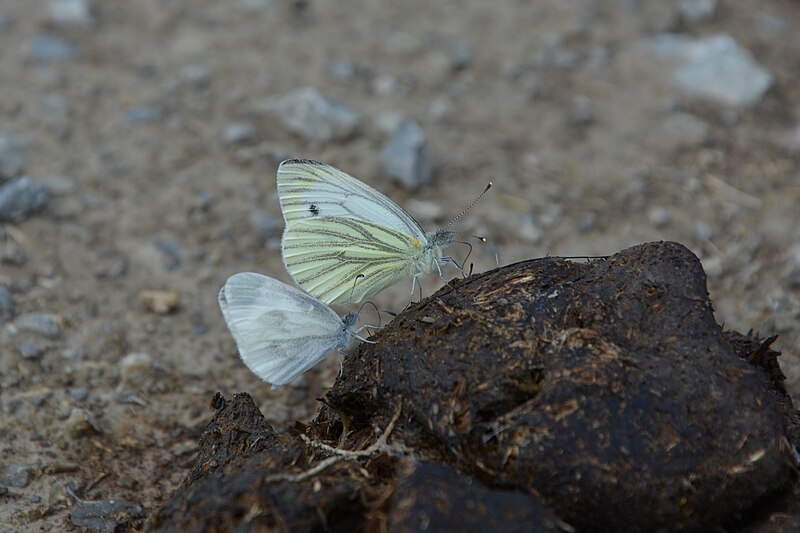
[357,300,382,328]
[443,181,493,231]
[348,274,366,315]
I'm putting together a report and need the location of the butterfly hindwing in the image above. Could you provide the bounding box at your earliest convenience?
[218,272,349,388]
[282,216,422,304]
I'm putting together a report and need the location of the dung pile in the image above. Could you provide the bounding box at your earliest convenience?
[151,242,800,532]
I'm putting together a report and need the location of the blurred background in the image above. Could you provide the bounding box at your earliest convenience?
[1,0,799,528]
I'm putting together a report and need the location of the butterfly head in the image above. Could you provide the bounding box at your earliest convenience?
[428,229,453,249]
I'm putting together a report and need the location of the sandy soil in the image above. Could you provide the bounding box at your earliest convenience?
[1,0,799,530]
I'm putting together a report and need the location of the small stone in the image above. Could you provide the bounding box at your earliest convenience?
[327,58,355,81]
[14,313,62,338]
[648,206,672,228]
[379,118,433,189]
[118,353,159,394]
[29,34,75,61]
[1,464,32,488]
[236,0,276,9]
[679,0,717,23]
[0,286,13,320]
[125,105,164,123]
[64,407,101,438]
[222,121,256,145]
[695,220,713,240]
[0,176,50,222]
[0,13,13,32]
[152,236,182,271]
[69,387,89,401]
[249,209,282,241]
[139,290,180,314]
[449,40,474,71]
[41,94,68,115]
[48,0,93,27]
[374,111,408,135]
[18,342,45,360]
[0,132,28,179]
[568,96,595,126]
[518,220,544,244]
[648,112,709,151]
[578,212,599,233]
[650,34,772,107]
[69,497,144,531]
[266,87,360,144]
[180,64,210,87]
[41,175,76,195]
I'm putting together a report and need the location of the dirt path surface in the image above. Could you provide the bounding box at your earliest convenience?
[1,0,799,530]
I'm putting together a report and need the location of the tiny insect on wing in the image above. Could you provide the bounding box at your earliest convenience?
[218,272,359,389]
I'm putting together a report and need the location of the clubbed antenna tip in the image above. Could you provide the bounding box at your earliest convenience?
[443,181,493,231]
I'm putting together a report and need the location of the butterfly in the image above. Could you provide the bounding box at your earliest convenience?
[277,159,490,305]
[218,272,370,389]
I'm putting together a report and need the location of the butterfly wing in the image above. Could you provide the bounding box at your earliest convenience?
[282,216,422,304]
[277,159,427,241]
[218,272,348,388]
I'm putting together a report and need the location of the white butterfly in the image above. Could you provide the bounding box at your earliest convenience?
[277,159,490,305]
[218,272,370,389]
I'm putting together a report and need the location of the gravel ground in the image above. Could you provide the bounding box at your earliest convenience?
[1,0,799,529]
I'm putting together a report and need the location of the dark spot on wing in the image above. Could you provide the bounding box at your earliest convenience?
[309,204,320,216]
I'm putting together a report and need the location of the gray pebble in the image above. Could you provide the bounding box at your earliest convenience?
[69,387,89,401]
[222,121,256,145]
[327,58,355,81]
[41,94,68,115]
[0,286,13,320]
[64,407,101,438]
[568,96,595,126]
[379,118,433,189]
[578,212,599,233]
[18,342,45,360]
[125,105,164,123]
[0,13,14,32]
[180,64,210,87]
[649,112,709,152]
[70,497,144,531]
[449,40,474,71]
[41,175,76,195]
[695,220,713,240]
[650,34,772,107]
[679,0,717,23]
[119,352,155,390]
[0,132,27,179]
[152,236,182,271]
[48,0,93,27]
[14,313,62,338]
[236,0,276,10]
[1,464,32,488]
[648,206,672,228]
[29,34,75,61]
[267,87,360,144]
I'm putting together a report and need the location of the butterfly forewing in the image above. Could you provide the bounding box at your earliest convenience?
[282,216,421,304]
[218,272,349,387]
[277,159,427,241]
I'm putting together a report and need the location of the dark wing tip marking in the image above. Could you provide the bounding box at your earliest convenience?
[309,204,320,216]
[280,158,325,167]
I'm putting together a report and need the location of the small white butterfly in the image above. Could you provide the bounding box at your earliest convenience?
[218,272,370,389]
[277,159,490,304]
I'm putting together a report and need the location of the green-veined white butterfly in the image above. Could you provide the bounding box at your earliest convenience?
[277,159,490,305]
[218,272,371,389]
